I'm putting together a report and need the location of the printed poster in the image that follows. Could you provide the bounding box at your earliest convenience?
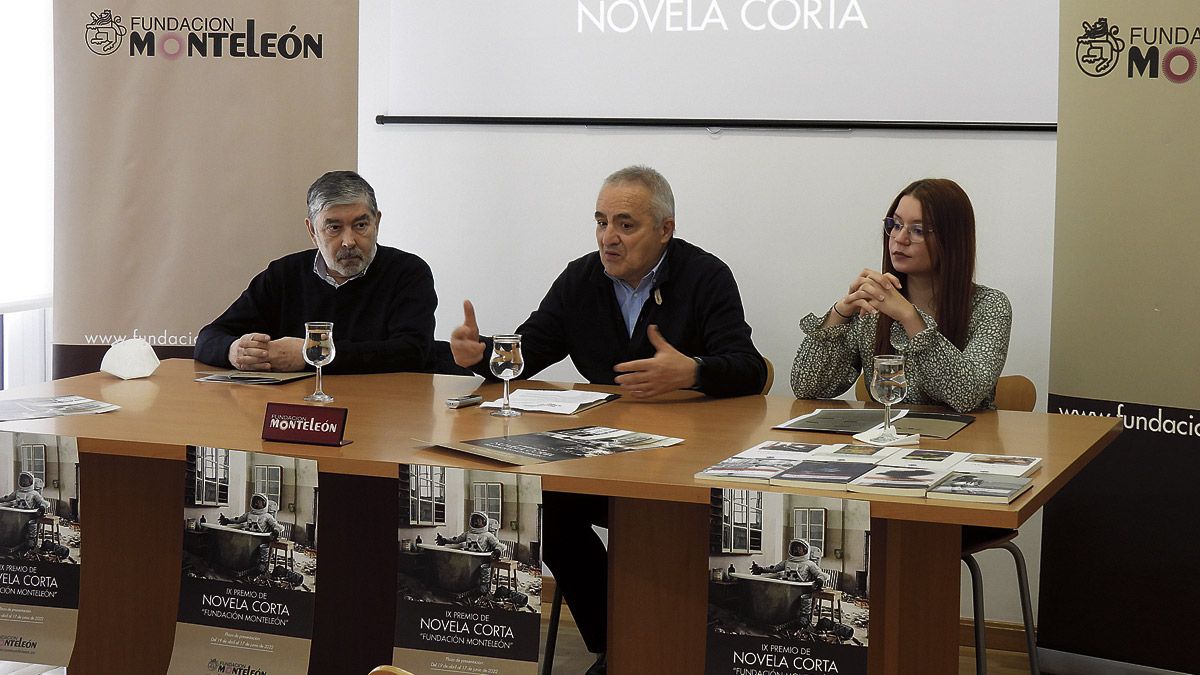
[706,489,869,675]
[0,435,81,666]
[393,465,543,674]
[167,449,318,674]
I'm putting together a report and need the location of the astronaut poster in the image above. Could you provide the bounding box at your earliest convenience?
[393,465,543,675]
[705,489,869,675]
[167,449,319,674]
[0,434,81,666]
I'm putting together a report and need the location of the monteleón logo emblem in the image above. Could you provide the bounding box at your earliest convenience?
[85,9,127,55]
[1076,17,1125,77]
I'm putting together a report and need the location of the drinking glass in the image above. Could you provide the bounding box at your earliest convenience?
[302,321,335,403]
[868,355,907,443]
[489,334,524,417]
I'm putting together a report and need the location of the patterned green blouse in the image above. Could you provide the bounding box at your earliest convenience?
[790,285,1012,412]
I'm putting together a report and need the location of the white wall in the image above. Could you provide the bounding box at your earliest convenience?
[358,0,1053,625]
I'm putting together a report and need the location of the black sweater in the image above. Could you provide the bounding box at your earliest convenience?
[195,247,437,374]
[473,238,766,398]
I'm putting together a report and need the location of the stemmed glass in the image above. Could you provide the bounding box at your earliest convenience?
[868,355,907,443]
[302,321,335,403]
[489,334,524,418]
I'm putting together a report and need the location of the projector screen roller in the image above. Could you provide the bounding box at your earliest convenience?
[386,0,1058,123]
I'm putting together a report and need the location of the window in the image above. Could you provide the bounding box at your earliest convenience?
[253,465,283,509]
[17,444,46,484]
[472,482,502,524]
[793,507,826,556]
[718,489,763,554]
[403,465,445,526]
[187,447,229,506]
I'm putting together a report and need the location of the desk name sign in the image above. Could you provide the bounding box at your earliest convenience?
[262,402,351,446]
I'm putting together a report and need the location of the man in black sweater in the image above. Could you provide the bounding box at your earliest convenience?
[449,166,766,674]
[195,171,436,374]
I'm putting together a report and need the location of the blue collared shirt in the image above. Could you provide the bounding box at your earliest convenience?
[604,250,668,337]
[312,246,376,288]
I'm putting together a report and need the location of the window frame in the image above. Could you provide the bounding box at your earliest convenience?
[190,446,229,507]
[471,481,502,525]
[792,506,826,557]
[253,464,283,510]
[17,443,46,485]
[720,488,763,554]
[407,465,446,526]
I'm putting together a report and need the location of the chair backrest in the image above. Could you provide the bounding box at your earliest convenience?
[761,357,775,395]
[855,373,1035,411]
[821,567,842,591]
[279,521,294,541]
[994,374,1036,412]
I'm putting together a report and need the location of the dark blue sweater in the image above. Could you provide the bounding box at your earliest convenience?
[473,238,766,398]
[195,246,437,374]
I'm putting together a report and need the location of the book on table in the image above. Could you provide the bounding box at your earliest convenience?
[954,453,1043,477]
[195,370,314,384]
[693,441,827,484]
[433,425,683,465]
[768,460,875,491]
[877,448,971,472]
[777,408,975,440]
[846,465,948,497]
[927,472,1033,503]
[887,411,975,439]
[810,443,905,463]
[774,408,905,434]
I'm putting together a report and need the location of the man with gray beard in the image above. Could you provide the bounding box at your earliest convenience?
[195,171,437,374]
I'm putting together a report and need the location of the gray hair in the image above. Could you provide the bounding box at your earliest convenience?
[306,171,379,223]
[603,165,675,226]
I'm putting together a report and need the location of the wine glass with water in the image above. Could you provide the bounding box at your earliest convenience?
[302,321,335,403]
[869,355,907,443]
[489,334,524,417]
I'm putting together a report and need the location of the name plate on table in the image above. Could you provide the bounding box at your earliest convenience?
[261,402,351,446]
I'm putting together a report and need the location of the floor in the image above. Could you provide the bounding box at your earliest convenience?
[540,601,1038,674]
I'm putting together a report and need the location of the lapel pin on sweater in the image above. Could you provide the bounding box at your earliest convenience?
[654,288,663,306]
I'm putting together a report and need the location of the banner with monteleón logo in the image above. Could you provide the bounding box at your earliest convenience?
[1043,2,1199,673]
[53,0,358,376]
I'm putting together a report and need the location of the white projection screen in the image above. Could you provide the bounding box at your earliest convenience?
[387,0,1058,123]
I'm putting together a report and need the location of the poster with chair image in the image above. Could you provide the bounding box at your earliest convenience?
[705,488,869,675]
[0,434,81,667]
[167,449,318,674]
[392,465,543,674]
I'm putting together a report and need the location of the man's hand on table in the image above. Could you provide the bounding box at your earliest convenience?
[228,333,305,372]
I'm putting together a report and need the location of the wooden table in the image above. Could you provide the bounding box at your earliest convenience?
[0,360,1120,674]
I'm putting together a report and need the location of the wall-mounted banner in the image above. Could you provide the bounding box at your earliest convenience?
[705,489,868,675]
[167,449,319,674]
[393,466,543,675]
[387,0,1057,122]
[0,435,82,667]
[53,1,357,377]
[1045,1,1199,673]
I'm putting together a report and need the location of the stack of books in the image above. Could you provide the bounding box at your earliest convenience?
[695,443,1041,503]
